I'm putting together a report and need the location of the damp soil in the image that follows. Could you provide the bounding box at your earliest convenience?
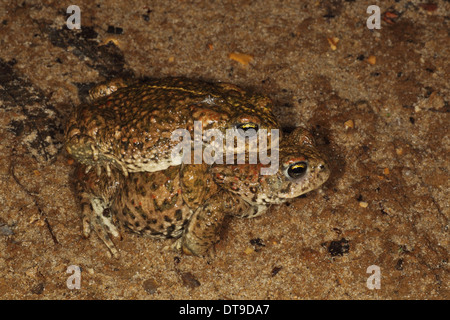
[0,0,448,299]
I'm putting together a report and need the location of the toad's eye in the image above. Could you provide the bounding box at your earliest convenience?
[236,123,259,136]
[287,162,308,179]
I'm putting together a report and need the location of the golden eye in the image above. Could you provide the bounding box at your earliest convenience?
[287,162,307,179]
[236,123,259,136]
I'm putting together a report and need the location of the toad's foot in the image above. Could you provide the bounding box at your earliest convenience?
[169,238,217,260]
[84,162,127,178]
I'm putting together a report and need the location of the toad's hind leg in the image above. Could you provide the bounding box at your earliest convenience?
[74,164,123,258]
[79,194,121,258]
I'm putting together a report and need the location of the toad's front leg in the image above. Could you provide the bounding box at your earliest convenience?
[65,132,129,178]
[175,191,251,256]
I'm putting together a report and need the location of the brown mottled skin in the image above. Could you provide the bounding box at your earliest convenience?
[65,77,279,176]
[74,128,330,258]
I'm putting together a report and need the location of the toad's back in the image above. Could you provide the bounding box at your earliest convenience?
[65,77,279,175]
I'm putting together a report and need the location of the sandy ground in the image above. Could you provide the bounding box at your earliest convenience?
[0,0,448,299]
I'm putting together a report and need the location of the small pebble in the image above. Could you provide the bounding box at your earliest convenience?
[244,247,254,254]
[366,55,376,65]
[228,52,253,65]
[271,266,282,277]
[328,238,350,256]
[250,238,265,247]
[30,282,45,295]
[181,272,201,289]
[344,119,354,129]
[143,278,159,294]
[0,224,14,236]
[327,37,339,51]
[359,201,369,208]
[395,259,404,270]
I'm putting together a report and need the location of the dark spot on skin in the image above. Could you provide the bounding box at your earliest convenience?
[102,208,111,218]
[250,186,257,193]
[175,209,183,221]
[123,221,131,230]
[137,208,148,220]
[280,184,292,195]
[127,207,136,220]
[164,215,171,223]
[166,224,175,235]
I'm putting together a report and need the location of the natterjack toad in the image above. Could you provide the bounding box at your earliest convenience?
[73,127,330,258]
[65,77,279,176]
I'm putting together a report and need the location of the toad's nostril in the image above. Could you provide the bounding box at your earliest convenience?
[319,164,325,170]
